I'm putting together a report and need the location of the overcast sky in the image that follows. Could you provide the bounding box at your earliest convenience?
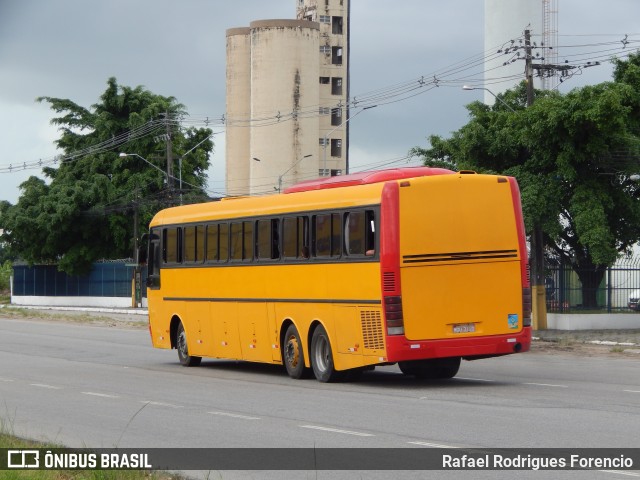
[0,0,638,203]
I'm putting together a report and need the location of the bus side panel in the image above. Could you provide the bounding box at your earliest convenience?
[237,302,271,362]
[187,301,211,357]
[147,288,171,349]
[332,305,386,371]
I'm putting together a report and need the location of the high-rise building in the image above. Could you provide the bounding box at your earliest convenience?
[225,0,350,195]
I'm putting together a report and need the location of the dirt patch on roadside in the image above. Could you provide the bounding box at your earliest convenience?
[532,328,640,358]
[0,307,147,330]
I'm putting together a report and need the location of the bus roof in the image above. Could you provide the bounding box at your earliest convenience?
[283,166,454,193]
[150,167,456,228]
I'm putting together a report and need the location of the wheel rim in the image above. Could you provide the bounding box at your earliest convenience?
[285,335,300,368]
[314,334,330,373]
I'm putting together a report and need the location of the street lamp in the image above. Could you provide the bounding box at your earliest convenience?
[277,154,312,192]
[462,85,516,112]
[322,105,377,176]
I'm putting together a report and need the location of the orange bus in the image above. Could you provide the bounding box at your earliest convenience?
[143,167,531,382]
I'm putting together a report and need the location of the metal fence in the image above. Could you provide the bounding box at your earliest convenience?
[12,262,146,298]
[545,258,640,313]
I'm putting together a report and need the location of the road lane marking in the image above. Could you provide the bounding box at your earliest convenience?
[300,425,374,437]
[208,411,260,420]
[141,400,183,408]
[30,383,61,389]
[457,377,495,382]
[408,441,458,449]
[82,392,120,399]
[0,377,14,382]
[523,382,568,388]
[623,390,640,393]
[601,470,640,477]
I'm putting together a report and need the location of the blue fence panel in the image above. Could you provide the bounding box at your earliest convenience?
[12,263,146,298]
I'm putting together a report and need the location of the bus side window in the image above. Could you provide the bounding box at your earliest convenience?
[331,213,342,257]
[283,216,308,260]
[365,210,376,256]
[230,222,243,261]
[163,227,182,264]
[345,210,375,257]
[206,224,219,262]
[231,221,253,262]
[147,229,161,288]
[243,221,253,261]
[184,225,203,263]
[313,213,341,258]
[219,223,229,262]
[345,211,364,256]
[257,218,280,260]
[314,214,331,257]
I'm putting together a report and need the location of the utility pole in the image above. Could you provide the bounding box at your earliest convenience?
[525,29,548,330]
[165,110,174,190]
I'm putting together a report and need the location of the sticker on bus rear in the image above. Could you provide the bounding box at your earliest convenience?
[508,314,519,329]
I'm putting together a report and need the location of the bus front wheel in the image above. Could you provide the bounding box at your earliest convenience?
[399,357,460,379]
[283,324,310,379]
[176,322,201,367]
[310,325,343,383]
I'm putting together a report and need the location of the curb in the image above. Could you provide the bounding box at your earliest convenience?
[0,304,148,316]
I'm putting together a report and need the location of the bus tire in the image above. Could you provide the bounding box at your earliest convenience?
[283,324,311,379]
[176,322,201,367]
[310,325,343,383]
[399,357,460,379]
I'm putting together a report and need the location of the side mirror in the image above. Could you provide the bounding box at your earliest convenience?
[138,245,148,265]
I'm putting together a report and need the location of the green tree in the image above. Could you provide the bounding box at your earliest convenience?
[0,77,213,275]
[411,54,640,308]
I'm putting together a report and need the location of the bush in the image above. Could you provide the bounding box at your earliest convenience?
[0,261,11,292]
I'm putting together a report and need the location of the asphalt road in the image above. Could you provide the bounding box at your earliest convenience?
[1,317,639,480]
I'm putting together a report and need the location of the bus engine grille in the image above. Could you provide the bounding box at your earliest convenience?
[360,310,385,350]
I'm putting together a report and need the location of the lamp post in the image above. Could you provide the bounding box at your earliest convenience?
[462,85,516,112]
[277,154,312,192]
[322,105,377,176]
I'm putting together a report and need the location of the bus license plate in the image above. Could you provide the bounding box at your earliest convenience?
[453,323,475,334]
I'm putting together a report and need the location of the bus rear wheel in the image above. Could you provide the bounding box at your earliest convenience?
[310,325,343,383]
[283,324,311,379]
[176,322,201,367]
[399,357,460,379]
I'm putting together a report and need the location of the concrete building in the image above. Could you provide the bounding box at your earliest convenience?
[225,0,350,195]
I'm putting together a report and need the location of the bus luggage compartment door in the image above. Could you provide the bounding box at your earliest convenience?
[401,261,523,340]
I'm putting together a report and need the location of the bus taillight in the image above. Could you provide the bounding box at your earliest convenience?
[384,296,404,335]
[522,287,532,327]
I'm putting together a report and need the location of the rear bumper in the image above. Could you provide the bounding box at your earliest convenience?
[385,327,532,362]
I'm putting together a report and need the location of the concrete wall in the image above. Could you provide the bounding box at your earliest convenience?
[11,295,147,309]
[547,313,640,330]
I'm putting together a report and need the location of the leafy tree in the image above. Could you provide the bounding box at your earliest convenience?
[411,54,640,308]
[0,77,213,275]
